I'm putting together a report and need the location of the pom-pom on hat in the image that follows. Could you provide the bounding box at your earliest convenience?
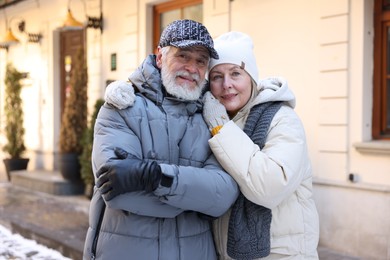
[209,31,259,85]
[159,19,219,59]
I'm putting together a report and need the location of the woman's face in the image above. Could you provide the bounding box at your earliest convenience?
[209,63,252,117]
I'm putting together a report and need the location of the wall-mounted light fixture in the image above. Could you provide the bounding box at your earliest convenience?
[63,0,103,33]
[63,8,84,29]
[0,27,19,46]
[0,14,43,48]
[0,12,19,48]
[17,20,43,43]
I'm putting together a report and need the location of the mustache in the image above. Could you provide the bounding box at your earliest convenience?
[175,71,200,84]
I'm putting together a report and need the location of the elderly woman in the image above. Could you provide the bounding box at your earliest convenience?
[202,31,319,259]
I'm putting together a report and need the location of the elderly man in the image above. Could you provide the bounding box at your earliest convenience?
[83,19,239,260]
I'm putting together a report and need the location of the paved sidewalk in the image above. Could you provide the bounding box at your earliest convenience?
[0,179,360,260]
[0,182,89,259]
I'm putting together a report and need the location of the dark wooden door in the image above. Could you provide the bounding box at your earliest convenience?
[59,30,85,116]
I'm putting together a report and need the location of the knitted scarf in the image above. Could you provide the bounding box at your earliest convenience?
[227,101,283,260]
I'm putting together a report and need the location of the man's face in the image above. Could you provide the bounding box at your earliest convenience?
[156,46,209,100]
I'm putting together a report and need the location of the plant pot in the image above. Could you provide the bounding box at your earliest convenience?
[59,153,81,182]
[3,158,29,181]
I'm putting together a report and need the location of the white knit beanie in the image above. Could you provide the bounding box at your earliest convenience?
[209,31,259,85]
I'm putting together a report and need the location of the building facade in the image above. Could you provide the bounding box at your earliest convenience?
[0,0,389,258]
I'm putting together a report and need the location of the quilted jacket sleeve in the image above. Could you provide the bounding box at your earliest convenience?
[154,154,239,218]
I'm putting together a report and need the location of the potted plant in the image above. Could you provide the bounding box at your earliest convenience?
[2,63,29,181]
[79,98,104,199]
[59,47,88,182]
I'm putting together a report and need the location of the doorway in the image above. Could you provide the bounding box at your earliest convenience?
[59,29,85,116]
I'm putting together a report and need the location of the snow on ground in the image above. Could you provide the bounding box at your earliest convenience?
[0,224,71,260]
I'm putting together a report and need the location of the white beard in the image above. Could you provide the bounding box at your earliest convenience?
[161,66,206,101]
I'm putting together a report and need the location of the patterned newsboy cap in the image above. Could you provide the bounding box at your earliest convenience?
[159,19,219,59]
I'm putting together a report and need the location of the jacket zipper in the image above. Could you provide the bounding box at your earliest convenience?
[91,203,106,259]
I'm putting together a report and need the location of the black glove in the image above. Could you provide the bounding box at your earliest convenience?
[113,148,173,190]
[96,148,163,201]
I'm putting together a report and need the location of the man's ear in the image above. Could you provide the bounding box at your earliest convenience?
[156,47,163,69]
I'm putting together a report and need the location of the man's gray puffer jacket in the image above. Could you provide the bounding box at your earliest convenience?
[83,55,239,260]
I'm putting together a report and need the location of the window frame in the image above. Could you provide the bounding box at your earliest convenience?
[152,0,202,54]
[373,0,390,139]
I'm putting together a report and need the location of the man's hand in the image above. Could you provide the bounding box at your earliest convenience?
[96,148,162,201]
[202,91,229,135]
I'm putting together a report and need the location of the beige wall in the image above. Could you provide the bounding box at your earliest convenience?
[211,0,389,257]
[0,0,389,257]
[314,181,390,259]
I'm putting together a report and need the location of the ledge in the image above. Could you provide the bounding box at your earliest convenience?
[313,177,390,193]
[353,140,390,155]
[10,170,84,195]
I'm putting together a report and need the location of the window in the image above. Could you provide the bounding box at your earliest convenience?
[374,0,390,139]
[153,0,202,53]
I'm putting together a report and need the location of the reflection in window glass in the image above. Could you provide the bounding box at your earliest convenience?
[183,5,202,22]
[388,27,390,74]
[384,0,390,10]
[387,28,390,129]
[159,4,202,33]
[64,55,72,99]
[387,79,390,128]
[160,10,180,32]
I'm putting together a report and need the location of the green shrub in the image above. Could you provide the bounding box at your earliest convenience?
[79,98,105,186]
[3,64,26,158]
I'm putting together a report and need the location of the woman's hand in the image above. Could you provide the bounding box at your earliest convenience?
[105,80,136,109]
[202,91,229,135]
